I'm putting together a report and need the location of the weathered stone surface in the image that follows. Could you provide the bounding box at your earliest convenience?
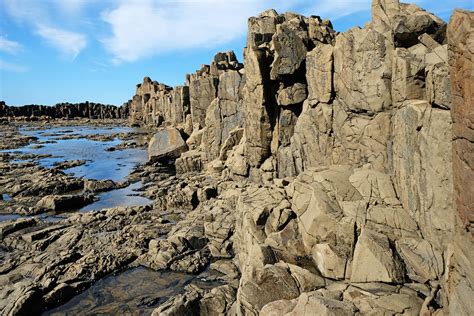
[334,27,393,113]
[128,77,189,126]
[277,83,307,106]
[290,168,360,279]
[243,47,274,167]
[270,23,307,80]
[392,100,456,245]
[448,10,474,228]
[350,229,405,283]
[261,291,357,316]
[148,127,188,162]
[203,69,244,161]
[426,60,451,109]
[343,285,423,315]
[189,76,219,129]
[84,179,116,193]
[391,47,426,106]
[306,44,334,104]
[175,150,206,174]
[36,194,94,211]
[396,237,443,282]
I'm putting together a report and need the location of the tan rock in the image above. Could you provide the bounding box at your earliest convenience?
[350,229,405,283]
[277,83,307,106]
[392,100,456,245]
[334,27,393,113]
[148,127,188,162]
[270,23,307,80]
[448,10,474,227]
[306,44,334,104]
[396,237,443,282]
[261,291,356,316]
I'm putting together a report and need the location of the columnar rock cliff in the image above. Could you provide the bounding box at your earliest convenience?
[0,101,126,119]
[128,1,473,314]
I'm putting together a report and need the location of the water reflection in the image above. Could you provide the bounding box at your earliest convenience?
[3,126,148,182]
[44,267,195,315]
[80,182,151,212]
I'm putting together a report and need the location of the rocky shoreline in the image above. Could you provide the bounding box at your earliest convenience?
[1,0,473,315]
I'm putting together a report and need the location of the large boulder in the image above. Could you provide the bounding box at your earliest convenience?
[148,127,188,162]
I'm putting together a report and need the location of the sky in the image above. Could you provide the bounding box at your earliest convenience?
[0,0,472,106]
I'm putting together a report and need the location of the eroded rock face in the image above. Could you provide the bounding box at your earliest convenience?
[448,10,474,228]
[26,0,468,315]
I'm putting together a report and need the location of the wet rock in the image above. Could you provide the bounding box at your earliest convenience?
[0,218,37,239]
[52,159,87,170]
[36,194,94,212]
[84,179,117,193]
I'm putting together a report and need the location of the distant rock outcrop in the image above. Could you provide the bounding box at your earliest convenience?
[0,101,126,119]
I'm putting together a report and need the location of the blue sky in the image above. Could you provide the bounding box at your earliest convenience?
[0,0,472,106]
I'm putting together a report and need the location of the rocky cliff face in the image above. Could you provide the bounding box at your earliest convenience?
[127,1,473,314]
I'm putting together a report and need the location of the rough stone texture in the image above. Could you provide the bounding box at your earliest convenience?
[129,77,190,126]
[189,76,219,129]
[392,100,456,246]
[202,70,244,161]
[350,229,405,283]
[261,292,356,316]
[306,44,334,104]
[148,127,188,162]
[277,83,307,106]
[28,2,469,315]
[334,27,393,113]
[391,47,426,106]
[448,10,474,228]
[270,23,307,80]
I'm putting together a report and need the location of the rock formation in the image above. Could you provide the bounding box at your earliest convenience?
[1,0,472,315]
[125,1,474,314]
[0,101,126,119]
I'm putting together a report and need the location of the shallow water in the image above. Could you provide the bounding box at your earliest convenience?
[0,125,152,220]
[79,182,152,212]
[44,267,196,315]
[6,126,148,182]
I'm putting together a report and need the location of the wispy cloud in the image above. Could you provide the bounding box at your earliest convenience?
[0,59,29,73]
[101,0,279,63]
[2,0,89,59]
[36,25,87,60]
[0,36,24,54]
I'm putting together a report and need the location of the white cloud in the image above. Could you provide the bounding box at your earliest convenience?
[0,36,24,54]
[0,60,29,72]
[101,0,278,63]
[36,25,87,60]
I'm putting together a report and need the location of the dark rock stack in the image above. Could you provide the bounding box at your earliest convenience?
[0,101,127,119]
